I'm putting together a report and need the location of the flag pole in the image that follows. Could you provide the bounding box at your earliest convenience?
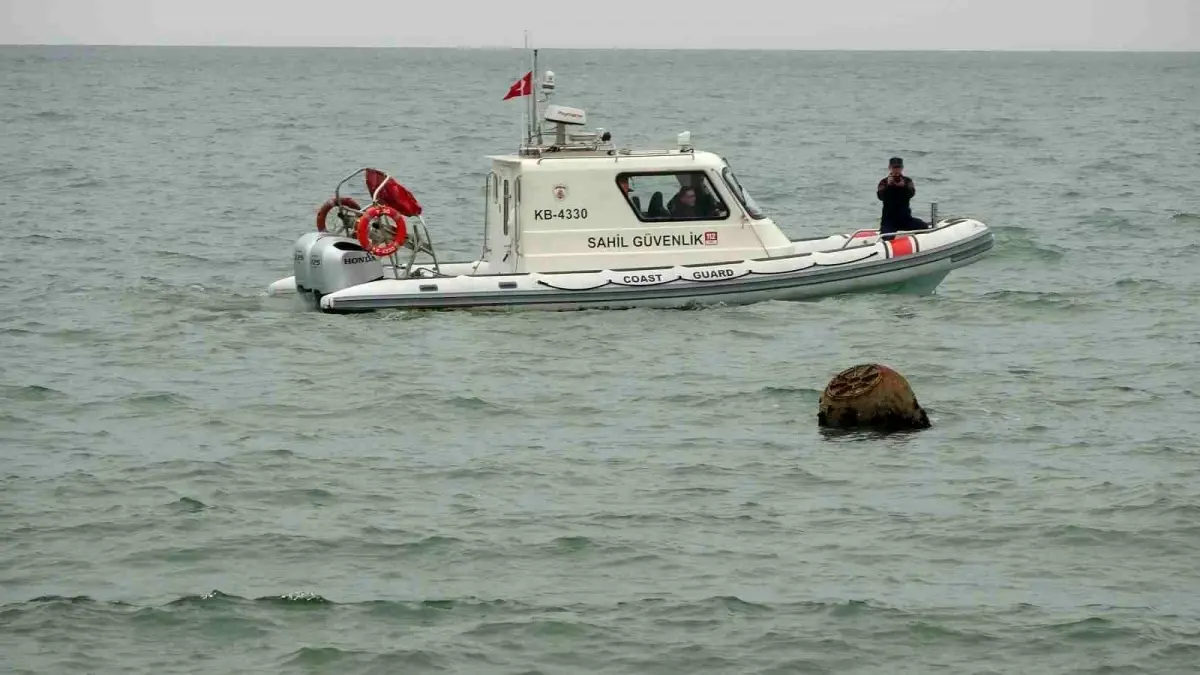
[529,37,538,147]
[532,47,540,146]
[521,31,529,150]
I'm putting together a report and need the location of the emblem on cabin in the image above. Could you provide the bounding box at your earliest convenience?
[703,231,718,245]
[552,184,568,201]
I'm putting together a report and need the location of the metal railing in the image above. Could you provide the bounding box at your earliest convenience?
[322,167,444,279]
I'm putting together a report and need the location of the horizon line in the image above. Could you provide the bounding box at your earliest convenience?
[1,42,1197,54]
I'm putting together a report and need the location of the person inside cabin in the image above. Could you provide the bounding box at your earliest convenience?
[692,179,721,217]
[696,182,725,217]
[876,156,929,234]
[669,185,700,218]
[666,176,725,219]
[617,175,642,214]
[666,177,703,216]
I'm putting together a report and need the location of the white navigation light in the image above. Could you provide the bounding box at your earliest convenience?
[677,131,692,150]
[542,70,556,91]
[545,104,586,126]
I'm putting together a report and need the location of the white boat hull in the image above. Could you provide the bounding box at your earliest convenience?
[268,218,994,313]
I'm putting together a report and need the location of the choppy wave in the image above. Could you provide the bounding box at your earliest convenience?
[3,592,1198,673]
[988,225,1067,261]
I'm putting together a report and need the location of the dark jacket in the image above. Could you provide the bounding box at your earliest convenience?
[669,201,700,219]
[877,176,915,228]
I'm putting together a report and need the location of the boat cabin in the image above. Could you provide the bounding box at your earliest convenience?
[480,71,794,274]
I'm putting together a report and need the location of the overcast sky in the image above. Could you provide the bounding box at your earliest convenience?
[1,0,1196,50]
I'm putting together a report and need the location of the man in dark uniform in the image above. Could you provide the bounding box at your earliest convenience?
[876,157,927,234]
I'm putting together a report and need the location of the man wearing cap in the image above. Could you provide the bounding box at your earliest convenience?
[876,157,926,234]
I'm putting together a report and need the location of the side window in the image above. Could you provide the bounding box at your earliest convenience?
[514,177,521,232]
[615,171,729,222]
[491,172,499,203]
[721,167,766,220]
[483,174,492,229]
[502,179,510,235]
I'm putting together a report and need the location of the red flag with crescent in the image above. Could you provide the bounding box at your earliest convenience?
[503,71,532,100]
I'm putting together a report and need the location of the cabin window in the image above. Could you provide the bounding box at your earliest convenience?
[502,179,510,235]
[482,175,491,249]
[491,171,499,203]
[721,166,766,220]
[514,177,521,235]
[615,171,730,222]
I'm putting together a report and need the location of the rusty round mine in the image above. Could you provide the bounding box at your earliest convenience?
[824,364,884,401]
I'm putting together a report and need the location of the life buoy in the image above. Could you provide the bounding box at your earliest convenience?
[316,196,361,232]
[356,204,408,257]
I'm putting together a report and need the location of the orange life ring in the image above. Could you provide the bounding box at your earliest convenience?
[316,196,361,232]
[356,204,408,257]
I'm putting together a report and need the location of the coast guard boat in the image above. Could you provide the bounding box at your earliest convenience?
[268,57,994,313]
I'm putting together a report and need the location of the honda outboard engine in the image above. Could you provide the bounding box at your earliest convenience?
[293,231,332,293]
[307,236,385,298]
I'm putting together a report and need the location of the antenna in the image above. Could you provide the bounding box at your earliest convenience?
[519,31,529,153]
[532,48,540,146]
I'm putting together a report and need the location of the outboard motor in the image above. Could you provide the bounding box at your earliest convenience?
[307,236,385,298]
[293,231,332,294]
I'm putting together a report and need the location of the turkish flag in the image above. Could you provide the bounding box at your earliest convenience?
[503,71,532,100]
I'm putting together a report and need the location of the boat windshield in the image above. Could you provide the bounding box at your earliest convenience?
[721,166,766,220]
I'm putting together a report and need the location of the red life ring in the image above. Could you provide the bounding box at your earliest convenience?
[356,204,408,257]
[316,196,361,232]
